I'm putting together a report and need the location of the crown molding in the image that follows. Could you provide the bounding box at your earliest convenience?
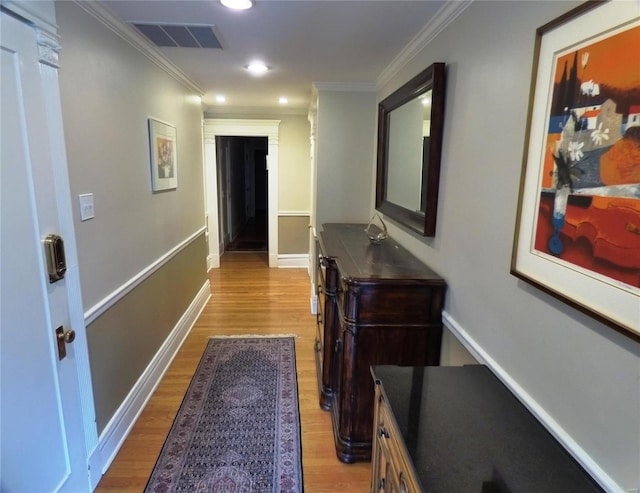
[312,81,377,93]
[1,1,59,37]
[74,1,204,96]
[377,0,473,88]
[204,105,308,117]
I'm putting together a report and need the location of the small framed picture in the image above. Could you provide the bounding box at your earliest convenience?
[148,118,178,192]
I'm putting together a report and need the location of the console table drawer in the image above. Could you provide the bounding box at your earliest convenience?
[375,392,421,493]
[338,279,444,327]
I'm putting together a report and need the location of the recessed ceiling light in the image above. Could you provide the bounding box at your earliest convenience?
[221,0,254,10]
[216,95,226,103]
[278,97,288,104]
[246,61,269,76]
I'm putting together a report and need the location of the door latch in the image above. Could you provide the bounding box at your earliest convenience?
[55,326,76,360]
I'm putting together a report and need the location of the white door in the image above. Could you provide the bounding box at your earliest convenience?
[1,11,90,492]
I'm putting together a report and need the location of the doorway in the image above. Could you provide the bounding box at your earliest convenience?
[203,119,280,269]
[216,136,268,252]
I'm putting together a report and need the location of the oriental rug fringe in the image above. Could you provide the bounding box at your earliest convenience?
[144,336,302,493]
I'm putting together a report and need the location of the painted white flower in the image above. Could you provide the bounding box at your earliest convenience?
[568,141,584,162]
[591,122,610,145]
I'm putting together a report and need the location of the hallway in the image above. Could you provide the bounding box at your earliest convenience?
[95,252,370,492]
[226,210,268,252]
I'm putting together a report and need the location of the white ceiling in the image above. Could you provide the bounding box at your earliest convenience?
[100,0,448,115]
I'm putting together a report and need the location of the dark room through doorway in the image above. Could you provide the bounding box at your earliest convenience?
[215,136,268,252]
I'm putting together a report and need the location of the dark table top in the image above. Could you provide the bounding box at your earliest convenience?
[320,223,443,281]
[372,365,604,493]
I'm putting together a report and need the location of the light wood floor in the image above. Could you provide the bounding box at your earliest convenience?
[95,252,371,492]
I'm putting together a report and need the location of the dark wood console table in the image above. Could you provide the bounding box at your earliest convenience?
[371,365,604,492]
[314,223,446,463]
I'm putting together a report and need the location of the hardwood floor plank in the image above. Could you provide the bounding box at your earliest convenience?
[95,252,371,492]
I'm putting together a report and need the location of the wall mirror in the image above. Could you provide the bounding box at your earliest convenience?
[376,62,446,236]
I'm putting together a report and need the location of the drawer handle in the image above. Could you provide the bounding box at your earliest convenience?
[378,426,389,439]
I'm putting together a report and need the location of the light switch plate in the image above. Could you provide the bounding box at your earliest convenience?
[78,193,95,221]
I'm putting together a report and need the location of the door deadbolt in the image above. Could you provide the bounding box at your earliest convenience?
[44,234,67,283]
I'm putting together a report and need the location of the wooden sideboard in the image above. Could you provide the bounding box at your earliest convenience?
[314,223,446,463]
[370,365,605,492]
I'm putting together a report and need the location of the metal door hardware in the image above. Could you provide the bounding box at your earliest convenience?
[55,326,76,360]
[44,234,67,283]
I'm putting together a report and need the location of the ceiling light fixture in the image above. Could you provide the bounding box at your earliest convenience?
[246,61,269,76]
[216,95,226,103]
[278,97,288,104]
[221,0,254,10]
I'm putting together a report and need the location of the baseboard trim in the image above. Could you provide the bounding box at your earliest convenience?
[207,253,220,271]
[277,253,309,268]
[90,280,211,479]
[209,253,308,269]
[442,310,621,493]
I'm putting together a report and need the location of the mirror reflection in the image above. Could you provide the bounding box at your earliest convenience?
[386,89,432,213]
[376,63,445,236]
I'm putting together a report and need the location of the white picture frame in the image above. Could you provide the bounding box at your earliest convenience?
[148,118,178,192]
[511,0,640,340]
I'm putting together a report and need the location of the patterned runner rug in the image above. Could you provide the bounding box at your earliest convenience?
[145,336,302,493]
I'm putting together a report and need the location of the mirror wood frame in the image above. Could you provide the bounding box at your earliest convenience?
[376,62,446,236]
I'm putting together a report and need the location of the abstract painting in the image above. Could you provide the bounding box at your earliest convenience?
[512,1,640,339]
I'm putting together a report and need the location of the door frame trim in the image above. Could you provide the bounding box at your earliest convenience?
[204,119,281,268]
[39,25,102,493]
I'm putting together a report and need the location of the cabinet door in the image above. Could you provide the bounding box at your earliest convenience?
[318,249,339,409]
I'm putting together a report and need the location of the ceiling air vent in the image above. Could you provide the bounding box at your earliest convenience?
[133,24,222,49]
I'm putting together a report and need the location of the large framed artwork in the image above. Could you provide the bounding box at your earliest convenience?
[511,0,640,340]
[148,118,178,192]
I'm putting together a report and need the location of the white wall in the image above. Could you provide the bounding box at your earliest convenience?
[374,1,640,490]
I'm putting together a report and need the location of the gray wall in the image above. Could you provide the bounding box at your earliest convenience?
[278,216,310,254]
[87,236,207,431]
[56,2,208,432]
[57,2,205,309]
[316,89,377,227]
[374,2,639,490]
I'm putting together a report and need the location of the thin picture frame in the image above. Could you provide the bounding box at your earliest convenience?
[148,118,178,192]
[511,0,640,341]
